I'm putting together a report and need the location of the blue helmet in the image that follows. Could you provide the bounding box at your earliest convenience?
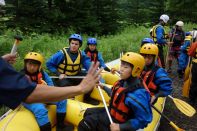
[185,32,191,36]
[87,38,97,45]
[69,34,83,46]
[141,38,154,46]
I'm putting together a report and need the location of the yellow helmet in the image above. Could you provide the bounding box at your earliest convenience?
[140,44,158,60]
[24,52,44,66]
[121,52,145,77]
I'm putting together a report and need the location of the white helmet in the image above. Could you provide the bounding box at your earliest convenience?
[190,31,197,39]
[160,14,169,23]
[176,21,184,27]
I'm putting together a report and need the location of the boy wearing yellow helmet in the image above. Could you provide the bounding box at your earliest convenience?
[21,52,67,131]
[78,52,152,131]
[140,44,172,104]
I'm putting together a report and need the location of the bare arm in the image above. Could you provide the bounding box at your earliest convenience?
[25,62,101,103]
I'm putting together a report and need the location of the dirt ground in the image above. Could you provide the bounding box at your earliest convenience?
[158,63,197,131]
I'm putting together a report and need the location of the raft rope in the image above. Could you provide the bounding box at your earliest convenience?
[1,105,22,131]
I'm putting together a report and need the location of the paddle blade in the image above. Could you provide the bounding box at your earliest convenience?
[182,77,191,97]
[173,98,196,117]
[169,122,185,131]
[184,65,191,81]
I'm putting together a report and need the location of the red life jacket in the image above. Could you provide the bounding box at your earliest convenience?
[141,66,159,96]
[86,51,98,62]
[110,81,140,123]
[29,72,43,84]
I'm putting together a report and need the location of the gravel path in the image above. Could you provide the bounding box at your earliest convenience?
[158,62,197,131]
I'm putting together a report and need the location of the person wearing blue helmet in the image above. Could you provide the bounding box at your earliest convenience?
[83,37,111,72]
[82,37,111,104]
[46,34,91,86]
[141,38,155,47]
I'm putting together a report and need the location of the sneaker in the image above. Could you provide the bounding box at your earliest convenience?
[167,68,172,73]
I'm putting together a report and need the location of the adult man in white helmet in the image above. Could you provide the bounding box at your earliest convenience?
[150,14,173,68]
[160,14,169,24]
[167,20,185,73]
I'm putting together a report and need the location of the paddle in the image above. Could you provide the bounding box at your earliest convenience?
[182,28,197,97]
[151,105,185,131]
[182,77,191,98]
[50,76,86,79]
[97,84,113,124]
[165,27,176,67]
[168,95,196,117]
[10,35,23,54]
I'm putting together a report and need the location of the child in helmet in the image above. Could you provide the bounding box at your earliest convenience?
[83,37,111,72]
[21,52,67,131]
[141,37,162,67]
[78,52,152,131]
[177,32,192,78]
[140,44,172,104]
[46,34,91,87]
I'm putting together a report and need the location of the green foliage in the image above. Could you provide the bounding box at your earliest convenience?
[0,0,196,35]
[0,23,195,72]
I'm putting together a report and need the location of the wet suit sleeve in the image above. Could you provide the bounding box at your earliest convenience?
[0,57,36,109]
[46,51,64,76]
[154,68,172,97]
[97,52,110,71]
[120,89,152,130]
[42,71,54,86]
[81,51,91,71]
[156,26,167,45]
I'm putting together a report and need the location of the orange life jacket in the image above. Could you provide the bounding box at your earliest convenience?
[109,81,141,123]
[141,66,159,96]
[29,72,43,84]
[86,51,98,62]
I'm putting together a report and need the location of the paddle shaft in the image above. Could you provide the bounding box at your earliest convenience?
[50,76,86,79]
[97,85,113,124]
[165,27,176,65]
[151,105,184,131]
[10,36,23,55]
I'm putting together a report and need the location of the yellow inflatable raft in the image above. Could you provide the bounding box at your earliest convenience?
[0,59,165,131]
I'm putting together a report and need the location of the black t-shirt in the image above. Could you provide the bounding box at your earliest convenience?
[0,57,36,109]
